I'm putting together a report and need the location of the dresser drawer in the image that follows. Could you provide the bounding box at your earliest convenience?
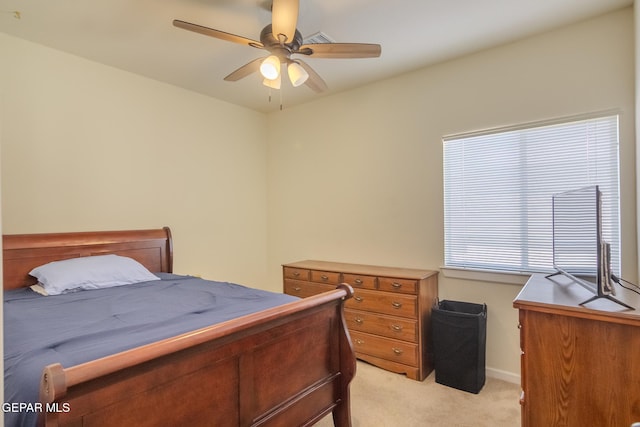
[350,331,418,366]
[284,280,333,298]
[378,277,418,294]
[345,309,417,342]
[342,273,376,290]
[310,270,341,285]
[283,267,310,281]
[347,289,417,319]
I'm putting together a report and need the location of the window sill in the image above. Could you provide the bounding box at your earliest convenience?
[440,266,532,286]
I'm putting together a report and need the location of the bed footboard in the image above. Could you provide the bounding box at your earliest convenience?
[39,285,356,427]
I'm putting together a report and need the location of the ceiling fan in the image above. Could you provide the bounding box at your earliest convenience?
[173,0,381,93]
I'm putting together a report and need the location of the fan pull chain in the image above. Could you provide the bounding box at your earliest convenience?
[265,87,284,110]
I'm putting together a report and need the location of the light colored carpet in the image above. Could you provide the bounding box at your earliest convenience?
[316,361,521,427]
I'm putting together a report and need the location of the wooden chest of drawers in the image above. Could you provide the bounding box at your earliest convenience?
[283,260,438,381]
[514,274,640,426]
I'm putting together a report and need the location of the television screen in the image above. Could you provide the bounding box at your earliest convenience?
[550,185,633,310]
[551,185,602,294]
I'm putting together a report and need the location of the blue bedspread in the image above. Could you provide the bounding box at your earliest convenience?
[4,273,298,427]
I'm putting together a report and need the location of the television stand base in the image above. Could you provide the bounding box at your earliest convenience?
[545,272,635,310]
[579,293,634,311]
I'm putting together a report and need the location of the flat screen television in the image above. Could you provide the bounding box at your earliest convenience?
[549,185,633,310]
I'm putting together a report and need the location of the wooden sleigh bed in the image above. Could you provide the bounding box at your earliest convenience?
[3,227,356,427]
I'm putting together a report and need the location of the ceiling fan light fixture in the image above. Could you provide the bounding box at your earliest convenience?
[287,62,309,87]
[263,75,281,89]
[260,55,281,80]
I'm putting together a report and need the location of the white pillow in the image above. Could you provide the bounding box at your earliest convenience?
[29,254,160,295]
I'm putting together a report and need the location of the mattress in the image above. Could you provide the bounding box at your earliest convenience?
[4,273,298,427]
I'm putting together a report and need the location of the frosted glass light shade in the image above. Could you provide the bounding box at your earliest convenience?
[263,75,281,89]
[287,62,309,87]
[260,55,281,80]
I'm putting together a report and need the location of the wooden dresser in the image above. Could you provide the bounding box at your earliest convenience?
[513,274,640,427]
[283,260,438,381]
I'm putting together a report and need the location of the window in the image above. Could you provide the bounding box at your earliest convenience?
[443,113,620,275]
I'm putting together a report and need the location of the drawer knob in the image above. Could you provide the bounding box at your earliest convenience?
[354,296,364,302]
[391,324,403,332]
[293,287,301,292]
[321,275,329,281]
[392,348,403,356]
[392,301,403,309]
[354,279,363,285]
[355,339,365,345]
[355,317,364,324]
[392,282,402,289]
[293,271,300,277]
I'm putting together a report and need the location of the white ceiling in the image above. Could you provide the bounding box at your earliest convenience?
[0,0,633,112]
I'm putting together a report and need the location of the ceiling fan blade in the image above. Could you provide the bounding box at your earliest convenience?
[173,19,264,49]
[271,0,299,44]
[224,57,266,82]
[298,43,381,59]
[294,60,328,93]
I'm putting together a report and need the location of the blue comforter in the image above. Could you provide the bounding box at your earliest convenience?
[4,273,298,427]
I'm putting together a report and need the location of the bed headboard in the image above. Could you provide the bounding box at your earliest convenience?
[2,227,173,290]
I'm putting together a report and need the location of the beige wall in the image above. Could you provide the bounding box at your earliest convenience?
[0,7,635,383]
[267,8,636,380]
[636,0,640,281]
[0,74,4,424]
[0,33,270,288]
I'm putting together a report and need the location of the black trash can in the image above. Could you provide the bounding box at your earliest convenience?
[431,300,487,393]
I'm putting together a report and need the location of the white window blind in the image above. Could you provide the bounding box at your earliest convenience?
[443,113,620,275]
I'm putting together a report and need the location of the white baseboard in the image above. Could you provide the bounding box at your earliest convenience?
[486,367,520,384]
